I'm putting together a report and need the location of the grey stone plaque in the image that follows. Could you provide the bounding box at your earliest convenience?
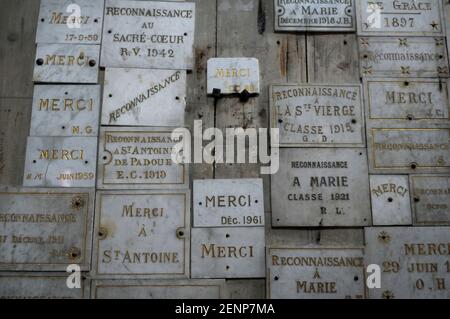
[193,178,264,228]
[364,78,449,121]
[36,0,104,44]
[101,0,195,69]
[92,279,225,299]
[191,227,265,279]
[274,0,355,32]
[268,248,366,299]
[102,68,186,126]
[207,58,260,95]
[410,175,450,225]
[97,127,188,190]
[270,84,365,147]
[93,190,190,278]
[356,0,444,36]
[271,148,371,227]
[359,37,449,78]
[368,127,450,173]
[0,187,94,271]
[0,274,89,299]
[370,175,412,226]
[30,85,101,137]
[23,136,97,188]
[33,44,100,83]
[365,227,450,299]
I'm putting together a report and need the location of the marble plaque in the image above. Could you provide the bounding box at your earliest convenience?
[191,227,265,279]
[268,248,365,299]
[359,37,449,78]
[410,175,450,225]
[357,0,444,36]
[365,227,450,299]
[33,44,100,83]
[93,190,190,278]
[30,85,101,137]
[36,0,104,44]
[370,175,412,225]
[101,0,195,69]
[102,68,186,126]
[0,187,94,271]
[271,148,371,227]
[207,58,260,95]
[270,84,365,147]
[193,178,264,227]
[23,136,97,188]
[97,127,188,190]
[274,0,355,32]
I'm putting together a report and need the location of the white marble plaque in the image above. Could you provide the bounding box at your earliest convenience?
[30,85,101,137]
[410,175,450,225]
[268,248,365,299]
[33,44,100,83]
[207,58,260,95]
[23,136,97,188]
[193,179,264,227]
[191,227,265,279]
[101,0,195,69]
[274,0,355,32]
[370,175,412,225]
[97,127,188,189]
[93,190,190,278]
[0,188,94,271]
[36,0,104,44]
[270,84,365,147]
[102,68,186,126]
[271,148,371,227]
[357,0,444,36]
[365,227,450,299]
[359,37,449,78]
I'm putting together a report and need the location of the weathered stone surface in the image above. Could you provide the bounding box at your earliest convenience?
[365,227,450,299]
[30,85,101,137]
[0,187,94,271]
[271,148,371,227]
[193,178,264,227]
[268,248,365,299]
[93,190,190,278]
[370,175,412,226]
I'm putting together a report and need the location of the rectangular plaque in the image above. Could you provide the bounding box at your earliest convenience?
[370,175,412,225]
[0,274,89,299]
[271,148,371,227]
[97,127,188,190]
[0,188,94,271]
[207,58,260,95]
[36,0,104,44]
[359,37,449,78]
[93,190,190,278]
[410,175,450,225]
[274,0,355,32]
[33,44,100,83]
[356,0,444,36]
[23,136,97,188]
[270,84,365,147]
[30,85,101,137]
[102,68,186,126]
[365,227,450,299]
[191,227,265,279]
[268,248,365,299]
[92,279,224,299]
[193,179,264,227]
[364,78,449,121]
[101,0,195,69]
[368,128,450,173]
